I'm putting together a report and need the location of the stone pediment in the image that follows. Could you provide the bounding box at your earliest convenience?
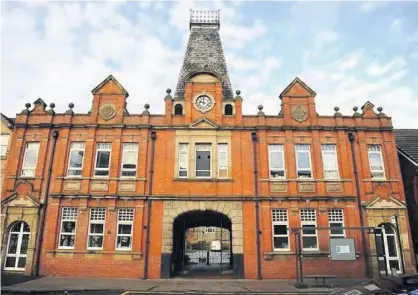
[189,117,219,129]
[91,75,129,98]
[363,196,406,209]
[1,194,40,208]
[279,77,316,98]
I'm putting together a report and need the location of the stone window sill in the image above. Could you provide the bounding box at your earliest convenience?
[260,178,352,182]
[173,178,233,182]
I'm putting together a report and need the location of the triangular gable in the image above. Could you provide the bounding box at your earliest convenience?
[91,75,129,98]
[189,117,219,129]
[29,98,48,114]
[361,101,377,118]
[279,77,316,98]
[1,194,40,208]
[363,196,406,209]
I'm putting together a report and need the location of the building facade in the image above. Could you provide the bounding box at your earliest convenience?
[1,10,416,279]
[1,114,14,186]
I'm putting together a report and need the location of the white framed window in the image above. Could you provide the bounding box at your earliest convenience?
[178,143,189,178]
[218,143,228,178]
[295,144,312,179]
[58,207,78,249]
[269,144,285,179]
[321,144,339,179]
[20,142,40,177]
[87,208,106,250]
[116,208,134,250]
[195,143,211,178]
[94,143,112,177]
[300,209,318,250]
[67,142,85,176]
[368,145,385,179]
[1,134,10,157]
[121,143,138,178]
[328,209,345,238]
[272,209,289,250]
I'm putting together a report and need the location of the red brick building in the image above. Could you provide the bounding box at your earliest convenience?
[1,10,416,279]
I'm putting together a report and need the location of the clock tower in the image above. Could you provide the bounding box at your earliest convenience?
[165,9,242,125]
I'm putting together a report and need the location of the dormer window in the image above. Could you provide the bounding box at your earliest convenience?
[174,104,183,115]
[224,104,233,115]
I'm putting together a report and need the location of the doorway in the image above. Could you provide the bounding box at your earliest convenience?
[172,210,232,278]
[375,223,402,275]
[4,221,30,271]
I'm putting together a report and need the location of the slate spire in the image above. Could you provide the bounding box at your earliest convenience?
[174,9,234,99]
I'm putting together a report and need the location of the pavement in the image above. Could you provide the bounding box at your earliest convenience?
[1,273,368,295]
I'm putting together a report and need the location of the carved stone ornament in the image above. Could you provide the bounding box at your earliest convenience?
[99,103,117,120]
[291,105,309,122]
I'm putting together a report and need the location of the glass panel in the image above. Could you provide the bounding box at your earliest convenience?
[370,153,383,170]
[69,150,84,168]
[88,236,103,248]
[330,223,344,235]
[121,170,136,177]
[20,234,29,254]
[196,151,210,170]
[387,236,397,257]
[297,152,310,169]
[90,223,104,234]
[11,222,21,232]
[62,221,76,233]
[5,257,16,268]
[68,169,82,176]
[118,224,132,235]
[17,257,26,268]
[302,225,316,235]
[117,236,132,248]
[24,150,38,167]
[298,170,312,178]
[271,152,283,169]
[274,237,289,249]
[375,234,385,255]
[22,222,30,232]
[8,234,19,254]
[303,237,317,249]
[95,170,109,176]
[96,151,110,168]
[384,224,394,233]
[389,260,400,271]
[270,170,284,178]
[60,235,75,247]
[122,151,137,169]
[179,170,187,177]
[273,224,287,235]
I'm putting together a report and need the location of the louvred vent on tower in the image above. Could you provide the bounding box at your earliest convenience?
[174,9,234,99]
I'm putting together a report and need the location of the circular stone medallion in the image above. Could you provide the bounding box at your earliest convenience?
[99,103,117,120]
[291,105,309,122]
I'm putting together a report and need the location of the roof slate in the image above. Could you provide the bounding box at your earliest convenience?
[395,129,418,165]
[174,26,233,99]
[1,113,15,127]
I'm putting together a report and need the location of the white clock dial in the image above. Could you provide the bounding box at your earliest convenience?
[196,95,212,111]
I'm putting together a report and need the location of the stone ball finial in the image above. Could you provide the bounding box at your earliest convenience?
[50,103,55,109]
[166,88,171,94]
[25,103,31,109]
[144,103,150,110]
[334,106,340,112]
[68,103,74,109]
[236,90,241,96]
[353,106,358,112]
[377,106,383,112]
[258,105,263,111]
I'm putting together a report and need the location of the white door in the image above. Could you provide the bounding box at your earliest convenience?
[4,221,30,271]
[379,223,402,275]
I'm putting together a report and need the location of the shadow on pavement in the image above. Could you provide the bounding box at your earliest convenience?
[1,272,41,287]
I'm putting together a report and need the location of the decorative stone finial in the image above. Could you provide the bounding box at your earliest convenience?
[353,106,358,112]
[377,106,387,118]
[166,88,171,94]
[334,106,342,118]
[69,103,74,109]
[47,103,56,115]
[236,90,241,96]
[377,106,383,112]
[144,103,150,110]
[50,103,55,109]
[257,105,265,117]
[258,105,263,111]
[142,103,150,115]
[353,106,361,118]
[66,103,75,115]
[25,103,31,109]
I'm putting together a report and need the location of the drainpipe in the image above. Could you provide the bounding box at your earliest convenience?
[251,132,262,280]
[348,132,371,278]
[144,130,156,280]
[34,129,59,276]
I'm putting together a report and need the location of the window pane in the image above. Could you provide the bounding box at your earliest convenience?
[17,257,26,268]
[387,236,397,257]
[370,153,383,170]
[62,221,76,233]
[118,224,132,235]
[297,152,310,169]
[271,152,283,169]
[60,235,75,247]
[302,225,316,235]
[389,260,400,271]
[69,150,84,168]
[179,170,187,177]
[23,223,30,232]
[11,222,22,232]
[95,170,109,176]
[298,170,312,178]
[7,234,19,254]
[303,237,317,249]
[96,151,110,168]
[330,223,344,235]
[90,224,104,234]
[24,150,38,167]
[274,237,289,249]
[196,151,210,170]
[88,236,103,248]
[5,257,16,268]
[117,236,131,249]
[274,224,287,235]
[122,171,136,177]
[122,150,137,168]
[20,234,29,254]
[270,170,284,178]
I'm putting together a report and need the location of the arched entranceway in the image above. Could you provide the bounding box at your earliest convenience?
[375,223,403,275]
[4,221,30,271]
[172,210,232,278]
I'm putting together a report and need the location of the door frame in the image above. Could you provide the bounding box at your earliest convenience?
[377,223,403,275]
[4,221,30,271]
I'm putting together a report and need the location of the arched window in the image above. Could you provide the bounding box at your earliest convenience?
[174,104,183,115]
[224,104,233,115]
[4,221,30,270]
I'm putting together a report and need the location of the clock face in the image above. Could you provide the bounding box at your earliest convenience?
[196,95,212,111]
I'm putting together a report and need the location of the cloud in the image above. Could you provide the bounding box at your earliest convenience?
[338,51,362,70]
[366,57,406,76]
[359,2,384,13]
